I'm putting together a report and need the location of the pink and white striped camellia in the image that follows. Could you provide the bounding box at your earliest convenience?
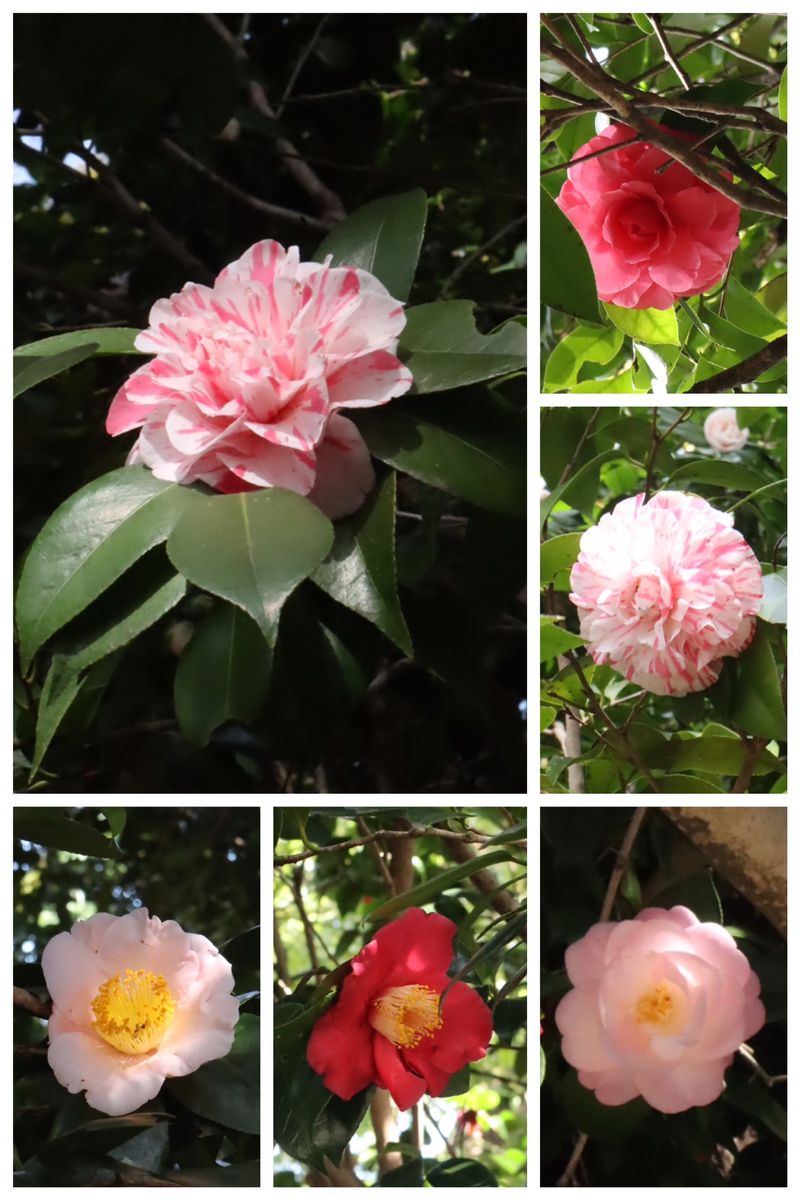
[106,241,413,519]
[569,491,763,696]
[555,906,765,1113]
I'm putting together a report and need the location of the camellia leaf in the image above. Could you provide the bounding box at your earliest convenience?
[724,277,786,340]
[543,324,623,392]
[365,848,522,922]
[541,616,585,660]
[778,66,787,122]
[604,302,679,346]
[729,622,786,740]
[540,532,582,589]
[174,602,272,746]
[167,1013,259,1135]
[667,460,765,492]
[540,186,600,323]
[399,301,525,393]
[29,653,120,778]
[166,489,334,648]
[313,188,427,303]
[427,1159,499,1187]
[16,467,197,672]
[312,472,412,654]
[353,389,524,516]
[14,806,120,859]
[541,449,628,526]
[13,343,99,399]
[14,327,143,357]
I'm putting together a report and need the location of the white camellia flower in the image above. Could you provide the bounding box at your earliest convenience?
[703,407,749,453]
[41,908,239,1116]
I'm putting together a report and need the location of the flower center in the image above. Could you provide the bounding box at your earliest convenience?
[369,984,444,1049]
[633,980,683,1032]
[91,968,175,1055]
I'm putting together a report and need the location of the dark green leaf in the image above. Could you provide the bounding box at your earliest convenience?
[174,602,271,746]
[14,807,120,859]
[541,186,600,323]
[166,489,333,648]
[559,1069,648,1140]
[314,188,427,303]
[427,1158,498,1187]
[165,1162,260,1186]
[108,1123,170,1174]
[400,302,525,392]
[667,461,765,492]
[312,472,411,654]
[380,1158,426,1186]
[13,343,99,399]
[438,1064,470,1097]
[541,450,628,526]
[365,849,523,922]
[14,327,143,357]
[219,924,260,994]
[167,1013,259,1135]
[729,622,786,740]
[724,1079,787,1141]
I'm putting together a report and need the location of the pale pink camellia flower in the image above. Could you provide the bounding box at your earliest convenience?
[41,908,239,1116]
[569,491,762,696]
[556,123,740,310]
[704,407,749,454]
[555,906,765,1114]
[106,240,413,520]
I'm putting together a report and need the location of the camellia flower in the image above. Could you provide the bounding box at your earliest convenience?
[569,491,762,695]
[555,906,765,1114]
[106,240,413,519]
[306,907,493,1110]
[704,407,749,453]
[41,909,239,1116]
[556,123,740,310]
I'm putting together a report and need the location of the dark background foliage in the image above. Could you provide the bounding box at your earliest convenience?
[540,807,787,1187]
[14,13,526,795]
[274,805,527,1186]
[14,804,260,1187]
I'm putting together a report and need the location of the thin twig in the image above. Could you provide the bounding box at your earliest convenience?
[649,15,692,90]
[599,809,648,922]
[566,15,600,68]
[492,964,527,1011]
[13,986,51,1019]
[738,1043,787,1088]
[731,736,768,794]
[274,825,524,866]
[276,15,331,118]
[558,1133,589,1187]
[356,816,396,897]
[442,215,526,295]
[541,133,643,176]
[287,865,319,972]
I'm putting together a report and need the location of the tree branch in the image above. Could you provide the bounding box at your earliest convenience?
[274,825,525,866]
[690,335,787,393]
[731,736,768,793]
[14,260,134,319]
[649,15,691,90]
[13,986,51,1018]
[441,837,518,917]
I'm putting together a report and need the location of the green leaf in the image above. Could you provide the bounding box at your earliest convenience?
[540,704,556,732]
[604,302,679,346]
[16,468,196,672]
[165,1162,260,1186]
[108,1123,170,1175]
[427,1159,498,1187]
[353,389,524,516]
[729,622,786,740]
[667,460,765,492]
[29,657,86,777]
[312,472,411,654]
[650,735,783,777]
[543,324,623,392]
[379,1159,425,1186]
[167,489,333,648]
[167,1013,259,1135]
[438,1064,471,1097]
[314,188,427,303]
[275,1049,371,1171]
[724,1079,786,1142]
[559,1069,648,1140]
[778,66,788,122]
[724,277,786,339]
[700,306,767,357]
[365,848,522,922]
[14,807,120,858]
[540,532,582,589]
[631,13,653,33]
[759,569,787,624]
[540,616,584,660]
[653,774,725,793]
[13,327,143,357]
[727,478,787,513]
[399,301,526,393]
[13,343,99,399]
[540,186,600,323]
[174,603,271,746]
[541,450,627,527]
[442,910,526,1003]
[541,1045,546,1085]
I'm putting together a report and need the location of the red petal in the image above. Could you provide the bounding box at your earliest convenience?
[428,982,493,1074]
[401,1044,453,1096]
[306,1008,375,1101]
[374,1036,427,1110]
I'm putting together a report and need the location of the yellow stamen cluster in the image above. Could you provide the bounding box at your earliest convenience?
[634,981,678,1030]
[91,968,175,1055]
[370,984,444,1049]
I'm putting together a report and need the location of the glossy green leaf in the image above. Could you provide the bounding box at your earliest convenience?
[604,302,679,346]
[312,472,411,654]
[29,658,85,777]
[541,186,600,323]
[649,735,783,776]
[724,1079,786,1142]
[16,468,196,672]
[427,1159,498,1187]
[727,478,787,513]
[540,704,556,731]
[759,569,787,624]
[667,460,765,492]
[701,306,767,357]
[108,1123,170,1175]
[540,532,582,588]
[275,1047,371,1171]
[541,450,626,527]
[400,301,525,392]
[14,807,120,858]
[543,324,623,392]
[365,848,522,922]
[631,14,654,33]
[13,327,143,357]
[167,1013,259,1135]
[353,390,524,516]
[13,343,99,399]
[724,277,786,339]
[174,603,271,746]
[541,616,584,660]
[652,774,725,793]
[379,1159,425,1186]
[314,188,427,303]
[729,623,786,740]
[167,489,333,648]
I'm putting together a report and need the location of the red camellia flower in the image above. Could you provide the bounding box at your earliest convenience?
[556,123,740,310]
[307,907,493,1110]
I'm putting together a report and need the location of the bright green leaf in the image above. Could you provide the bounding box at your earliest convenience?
[541,616,585,660]
[540,532,582,588]
[604,302,679,345]
[166,489,334,648]
[543,324,623,392]
[778,66,787,122]
[724,277,786,340]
